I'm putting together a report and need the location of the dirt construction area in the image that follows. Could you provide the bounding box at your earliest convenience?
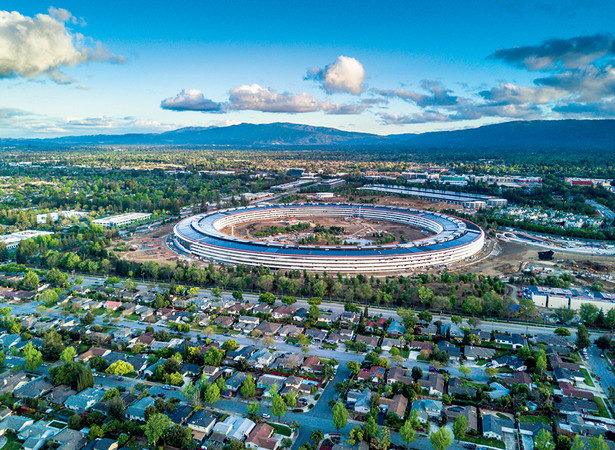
[118,224,182,265]
[221,216,430,245]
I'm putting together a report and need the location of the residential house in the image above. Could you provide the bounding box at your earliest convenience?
[491,355,527,372]
[77,347,111,362]
[214,316,234,329]
[445,406,478,432]
[379,394,408,419]
[387,320,405,337]
[187,409,217,436]
[351,389,372,414]
[419,373,445,397]
[126,354,149,374]
[245,423,279,450]
[553,367,585,384]
[0,415,34,436]
[381,338,402,352]
[127,396,156,422]
[304,329,327,343]
[387,366,412,385]
[226,372,248,394]
[558,382,594,400]
[293,308,308,322]
[249,348,276,369]
[65,388,105,412]
[325,331,344,345]
[355,335,380,350]
[45,385,76,405]
[357,366,386,383]
[482,415,515,441]
[410,341,434,353]
[166,403,194,425]
[494,333,525,349]
[464,346,496,361]
[301,356,323,374]
[411,399,443,424]
[339,312,360,326]
[272,305,297,320]
[14,378,53,399]
[52,428,86,450]
[212,415,256,441]
[257,374,286,396]
[437,341,461,361]
[277,324,303,339]
[448,377,476,398]
[254,321,281,335]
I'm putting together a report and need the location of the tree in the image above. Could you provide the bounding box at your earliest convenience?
[107,396,126,420]
[554,327,571,336]
[589,435,609,450]
[399,419,416,446]
[462,296,482,316]
[332,402,348,431]
[271,394,287,421]
[24,342,43,370]
[459,365,471,378]
[60,346,76,363]
[363,416,379,441]
[308,304,321,322]
[281,296,296,305]
[553,307,575,324]
[595,336,611,351]
[571,435,585,450]
[576,324,591,349]
[285,390,297,407]
[247,401,259,416]
[106,361,134,376]
[485,367,498,378]
[451,316,462,325]
[39,289,59,307]
[222,339,239,351]
[241,375,256,398]
[580,303,600,325]
[203,383,220,404]
[347,361,360,377]
[430,427,452,450]
[103,388,120,400]
[411,366,423,383]
[452,415,467,442]
[22,270,39,291]
[259,292,276,305]
[536,349,547,375]
[144,413,172,446]
[534,429,555,450]
[310,430,324,444]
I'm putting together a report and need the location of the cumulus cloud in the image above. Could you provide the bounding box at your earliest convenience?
[376,80,459,107]
[306,56,366,95]
[228,84,325,113]
[490,33,615,70]
[380,111,452,125]
[0,9,123,83]
[479,83,566,105]
[161,84,373,115]
[535,64,615,102]
[160,89,222,111]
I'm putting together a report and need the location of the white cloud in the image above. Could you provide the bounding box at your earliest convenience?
[0,9,123,83]
[228,84,323,113]
[380,111,452,125]
[160,89,221,111]
[307,56,366,95]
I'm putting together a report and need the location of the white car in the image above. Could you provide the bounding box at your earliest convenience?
[262,413,271,419]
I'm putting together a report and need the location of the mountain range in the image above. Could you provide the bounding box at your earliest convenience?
[3,119,615,153]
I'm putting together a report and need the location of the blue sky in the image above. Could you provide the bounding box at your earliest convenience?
[1,0,614,137]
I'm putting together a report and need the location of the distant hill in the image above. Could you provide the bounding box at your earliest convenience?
[3,119,615,154]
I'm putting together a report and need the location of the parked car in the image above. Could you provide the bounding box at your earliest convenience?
[262,413,271,419]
